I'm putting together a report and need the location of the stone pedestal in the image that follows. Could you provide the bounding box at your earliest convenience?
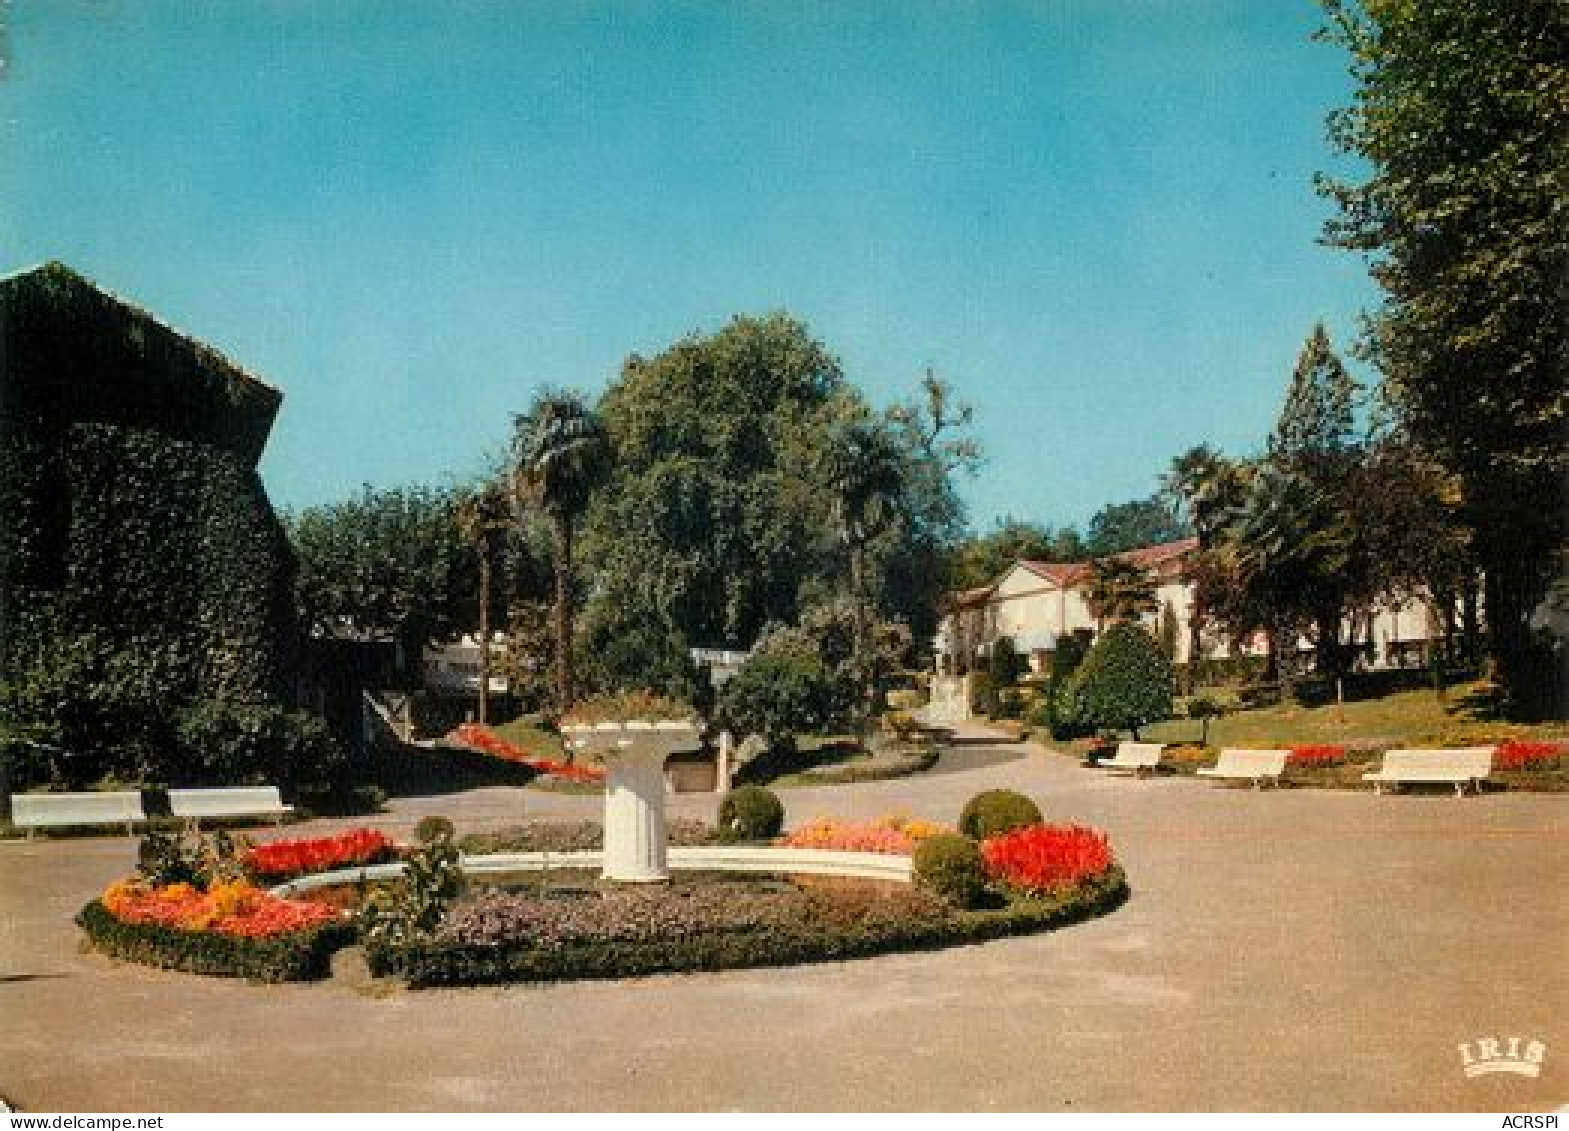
[559,720,701,883]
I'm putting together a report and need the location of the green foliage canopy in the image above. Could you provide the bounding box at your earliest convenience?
[1318,0,1568,700]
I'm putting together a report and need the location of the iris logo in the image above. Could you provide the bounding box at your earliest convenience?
[1459,1036,1548,1078]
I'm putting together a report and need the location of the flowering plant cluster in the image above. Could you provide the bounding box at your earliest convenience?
[1494,740,1567,771]
[244,828,398,881]
[557,690,696,727]
[1287,744,1348,767]
[450,723,605,783]
[101,878,338,938]
[777,814,952,856]
[436,879,947,951]
[980,824,1115,895]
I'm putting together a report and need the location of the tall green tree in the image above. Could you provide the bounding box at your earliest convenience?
[586,315,847,651]
[1081,557,1159,632]
[1085,496,1190,557]
[454,484,512,724]
[823,418,906,728]
[584,315,974,661]
[289,486,478,656]
[945,518,1084,591]
[512,390,611,709]
[1260,325,1370,677]
[1319,0,1568,706]
[1163,444,1249,683]
[1268,322,1359,465]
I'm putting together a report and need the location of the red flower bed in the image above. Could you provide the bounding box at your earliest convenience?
[450,723,605,783]
[980,824,1114,895]
[1287,744,1347,767]
[245,828,398,881]
[1494,740,1567,771]
[102,879,338,938]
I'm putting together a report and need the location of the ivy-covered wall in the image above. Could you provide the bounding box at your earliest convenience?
[0,262,298,782]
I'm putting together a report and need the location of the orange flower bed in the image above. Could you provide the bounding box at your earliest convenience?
[102,879,338,938]
[777,815,952,856]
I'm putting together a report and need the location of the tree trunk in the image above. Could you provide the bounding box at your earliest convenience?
[1483,556,1534,706]
[551,515,574,710]
[476,552,491,725]
[848,537,871,738]
[1314,606,1342,679]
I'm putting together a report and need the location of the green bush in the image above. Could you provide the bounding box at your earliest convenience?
[958,789,1043,840]
[357,824,463,974]
[76,899,353,982]
[967,669,996,717]
[912,833,986,907]
[1060,622,1175,737]
[293,781,386,818]
[173,701,347,789]
[716,651,835,754]
[1051,631,1093,682]
[415,815,456,844]
[717,785,784,842]
[987,636,1027,689]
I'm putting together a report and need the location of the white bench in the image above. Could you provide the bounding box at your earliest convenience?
[1095,742,1166,777]
[1197,748,1290,789]
[1361,747,1495,796]
[11,791,146,838]
[168,786,294,829]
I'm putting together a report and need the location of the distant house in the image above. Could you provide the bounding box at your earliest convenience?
[0,262,296,711]
[937,536,1444,675]
[940,539,1199,672]
[423,633,510,697]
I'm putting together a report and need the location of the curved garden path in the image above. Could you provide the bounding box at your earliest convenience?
[1,725,1564,1112]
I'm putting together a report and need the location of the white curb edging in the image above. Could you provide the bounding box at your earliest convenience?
[268,845,912,898]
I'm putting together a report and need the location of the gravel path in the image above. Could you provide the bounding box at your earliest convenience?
[1,725,1563,1112]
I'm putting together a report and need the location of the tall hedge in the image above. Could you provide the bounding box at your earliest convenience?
[0,263,298,785]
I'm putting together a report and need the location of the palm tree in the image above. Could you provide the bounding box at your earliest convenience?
[1082,557,1159,633]
[823,419,905,730]
[455,484,509,725]
[1230,462,1355,690]
[512,391,610,710]
[1163,444,1249,689]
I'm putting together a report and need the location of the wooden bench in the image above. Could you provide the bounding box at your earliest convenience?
[1196,748,1289,789]
[1361,747,1495,796]
[1094,742,1166,777]
[11,791,147,838]
[168,786,294,830]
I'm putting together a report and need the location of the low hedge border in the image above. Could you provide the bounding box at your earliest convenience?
[374,865,1128,988]
[787,742,941,786]
[76,899,355,982]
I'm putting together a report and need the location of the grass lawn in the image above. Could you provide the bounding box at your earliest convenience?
[1141,682,1569,750]
[1086,682,1569,791]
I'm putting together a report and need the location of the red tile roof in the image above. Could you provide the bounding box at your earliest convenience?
[1017,537,1198,589]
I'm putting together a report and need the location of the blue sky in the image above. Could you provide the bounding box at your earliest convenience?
[1,1,1376,532]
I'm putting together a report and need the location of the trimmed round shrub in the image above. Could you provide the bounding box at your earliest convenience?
[958,789,1043,841]
[718,785,784,842]
[415,815,456,844]
[912,833,985,908]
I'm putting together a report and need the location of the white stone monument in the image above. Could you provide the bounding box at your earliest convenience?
[558,718,702,882]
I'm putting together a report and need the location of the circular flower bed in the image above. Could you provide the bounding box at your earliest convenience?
[81,801,1129,987]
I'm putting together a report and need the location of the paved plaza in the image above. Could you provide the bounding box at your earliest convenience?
[1,729,1564,1112]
